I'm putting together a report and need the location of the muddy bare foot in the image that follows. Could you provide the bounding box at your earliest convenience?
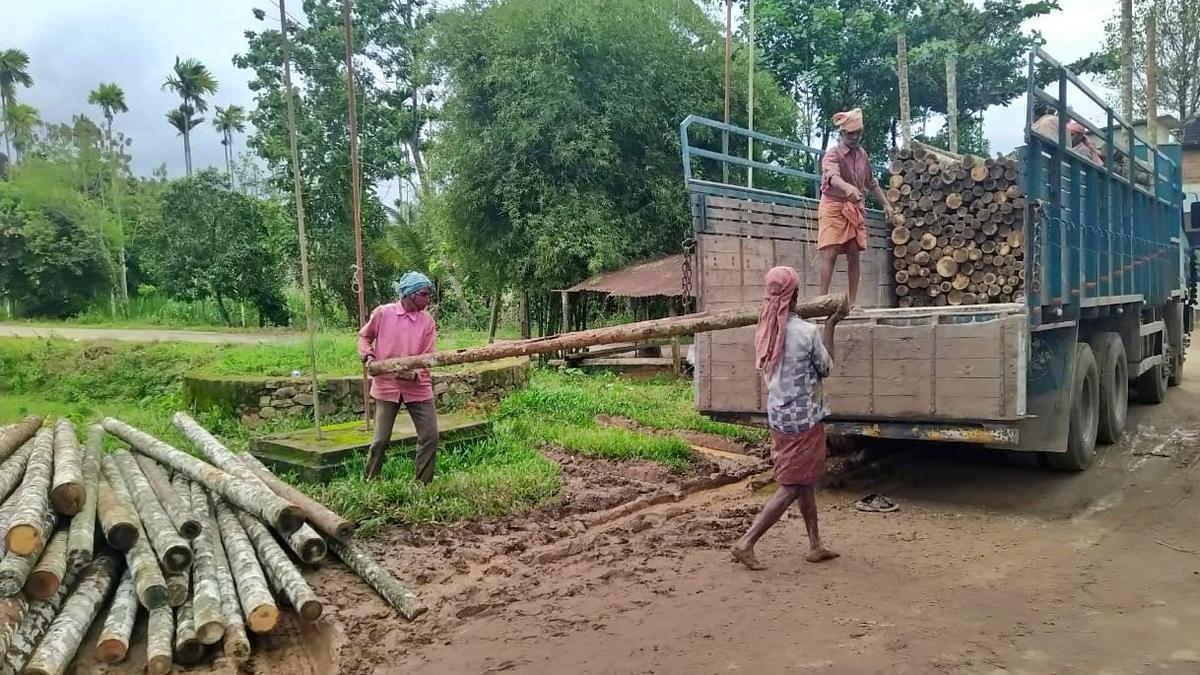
[731,544,766,570]
[805,547,840,563]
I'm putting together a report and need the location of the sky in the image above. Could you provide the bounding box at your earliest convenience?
[2,0,1116,179]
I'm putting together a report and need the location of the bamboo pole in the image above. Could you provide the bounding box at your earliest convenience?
[946,56,958,154]
[747,0,755,189]
[279,0,323,438]
[371,294,848,375]
[898,33,912,149]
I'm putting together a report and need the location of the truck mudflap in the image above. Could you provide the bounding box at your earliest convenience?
[824,420,1020,447]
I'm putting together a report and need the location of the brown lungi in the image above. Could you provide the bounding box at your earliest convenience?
[769,424,827,486]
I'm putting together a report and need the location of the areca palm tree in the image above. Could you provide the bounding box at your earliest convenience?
[0,49,34,162]
[162,57,218,175]
[4,103,39,159]
[212,104,246,185]
[88,82,130,306]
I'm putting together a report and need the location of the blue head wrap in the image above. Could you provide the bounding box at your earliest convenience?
[394,271,434,299]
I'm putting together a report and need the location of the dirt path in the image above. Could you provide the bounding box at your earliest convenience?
[383,359,1200,674]
[0,324,301,345]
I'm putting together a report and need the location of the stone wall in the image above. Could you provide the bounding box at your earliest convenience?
[184,357,530,429]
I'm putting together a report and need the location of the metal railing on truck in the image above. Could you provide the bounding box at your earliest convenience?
[1023,48,1184,328]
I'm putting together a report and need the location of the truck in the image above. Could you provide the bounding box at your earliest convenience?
[680,48,1191,470]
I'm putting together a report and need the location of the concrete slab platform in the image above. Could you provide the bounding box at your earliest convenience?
[250,412,491,482]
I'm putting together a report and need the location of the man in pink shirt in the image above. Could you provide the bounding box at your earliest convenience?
[358,272,439,481]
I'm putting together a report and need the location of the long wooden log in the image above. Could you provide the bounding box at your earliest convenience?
[0,492,58,595]
[0,437,36,507]
[96,568,138,663]
[164,569,188,608]
[5,428,53,556]
[0,594,27,664]
[104,418,303,534]
[240,453,355,542]
[2,566,78,674]
[186,481,224,645]
[174,598,203,664]
[234,508,323,621]
[0,417,40,466]
[328,537,426,621]
[24,529,68,600]
[96,477,139,552]
[197,489,249,663]
[23,555,119,675]
[146,604,174,675]
[134,454,201,540]
[211,497,278,633]
[102,458,167,610]
[370,295,849,375]
[112,450,192,573]
[49,420,85,517]
[66,426,101,574]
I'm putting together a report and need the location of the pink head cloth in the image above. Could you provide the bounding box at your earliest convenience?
[832,108,864,132]
[755,266,800,377]
[1066,119,1087,136]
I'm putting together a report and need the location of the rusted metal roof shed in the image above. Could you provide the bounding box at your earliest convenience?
[562,255,691,298]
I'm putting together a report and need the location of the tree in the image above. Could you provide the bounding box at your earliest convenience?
[1102,0,1200,124]
[212,105,247,186]
[235,0,421,319]
[430,0,796,323]
[4,103,39,160]
[88,82,131,305]
[139,170,289,326]
[0,49,34,163]
[0,158,115,318]
[165,107,203,176]
[162,58,219,176]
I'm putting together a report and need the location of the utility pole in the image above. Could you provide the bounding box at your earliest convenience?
[897,33,911,149]
[722,0,732,183]
[341,0,371,430]
[279,0,323,438]
[946,56,958,154]
[747,0,755,189]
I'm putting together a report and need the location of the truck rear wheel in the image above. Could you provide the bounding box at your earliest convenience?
[1088,332,1128,444]
[1046,343,1099,471]
[1135,357,1169,404]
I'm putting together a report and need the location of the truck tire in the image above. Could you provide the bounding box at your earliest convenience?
[1046,343,1099,471]
[1135,357,1169,404]
[1088,332,1128,444]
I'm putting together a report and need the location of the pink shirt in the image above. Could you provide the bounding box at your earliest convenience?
[357,302,436,403]
[820,142,879,202]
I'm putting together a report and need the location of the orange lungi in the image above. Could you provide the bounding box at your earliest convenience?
[817,197,867,251]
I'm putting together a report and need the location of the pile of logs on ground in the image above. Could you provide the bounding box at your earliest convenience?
[0,414,423,674]
[886,143,1027,307]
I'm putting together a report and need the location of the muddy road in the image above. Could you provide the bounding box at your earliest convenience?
[388,360,1200,675]
[133,356,1200,675]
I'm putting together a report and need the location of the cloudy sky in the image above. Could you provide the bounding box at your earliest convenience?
[2,0,1115,178]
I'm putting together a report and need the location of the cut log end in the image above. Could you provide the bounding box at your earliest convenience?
[301,539,328,565]
[95,639,129,663]
[298,599,324,622]
[24,572,60,600]
[197,621,225,646]
[333,522,357,542]
[5,526,38,556]
[247,605,280,633]
[223,628,251,662]
[180,519,202,540]
[147,655,173,675]
[175,638,204,665]
[50,484,86,516]
[104,524,139,551]
[164,546,193,573]
[278,506,306,535]
[139,585,169,610]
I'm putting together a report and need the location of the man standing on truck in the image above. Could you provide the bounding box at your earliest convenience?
[731,266,845,570]
[358,271,440,482]
[818,108,894,307]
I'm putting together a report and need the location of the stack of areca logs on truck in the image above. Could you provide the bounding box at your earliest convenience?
[0,414,423,675]
[886,141,1027,307]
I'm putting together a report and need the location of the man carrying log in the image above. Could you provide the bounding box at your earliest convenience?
[731,267,845,570]
[818,108,893,307]
[358,272,439,482]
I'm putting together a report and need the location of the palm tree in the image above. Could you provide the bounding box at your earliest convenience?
[4,103,39,161]
[212,104,247,185]
[166,107,203,175]
[88,82,130,306]
[162,57,218,175]
[0,49,34,162]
